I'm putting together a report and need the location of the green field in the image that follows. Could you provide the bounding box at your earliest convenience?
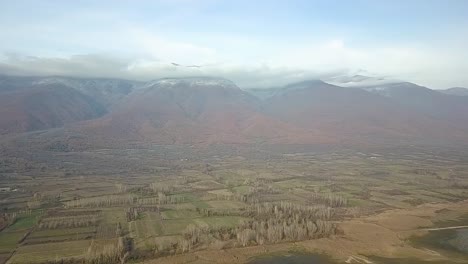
[0,231,25,253]
[8,240,91,264]
[162,218,195,235]
[9,212,41,231]
[130,212,163,238]
[171,193,210,208]
[206,200,246,209]
[29,227,95,238]
[161,209,202,219]
[192,216,245,228]
[0,212,41,254]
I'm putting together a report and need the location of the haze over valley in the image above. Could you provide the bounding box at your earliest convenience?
[1,1,468,264]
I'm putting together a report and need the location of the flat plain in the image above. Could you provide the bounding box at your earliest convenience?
[1,145,468,263]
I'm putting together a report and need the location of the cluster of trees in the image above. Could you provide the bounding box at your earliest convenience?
[27,200,41,209]
[248,202,334,220]
[135,197,159,205]
[64,195,136,208]
[228,202,337,246]
[64,193,187,209]
[0,156,38,173]
[125,208,140,221]
[204,192,251,204]
[150,202,338,256]
[177,225,235,253]
[39,214,99,229]
[236,218,335,246]
[27,193,44,209]
[149,183,174,194]
[84,237,131,264]
[156,193,185,205]
[127,206,166,222]
[179,225,206,252]
[0,212,17,231]
[310,193,348,207]
[244,178,281,196]
[115,183,127,193]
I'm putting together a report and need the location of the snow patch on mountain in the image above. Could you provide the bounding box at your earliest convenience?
[325,74,401,88]
[143,77,239,90]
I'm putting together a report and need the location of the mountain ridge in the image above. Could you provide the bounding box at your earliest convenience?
[1,74,468,148]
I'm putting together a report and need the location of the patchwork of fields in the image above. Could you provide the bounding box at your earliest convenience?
[1,146,468,263]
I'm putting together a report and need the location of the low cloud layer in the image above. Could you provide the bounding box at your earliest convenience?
[1,1,468,89]
[2,40,467,89]
[0,53,347,88]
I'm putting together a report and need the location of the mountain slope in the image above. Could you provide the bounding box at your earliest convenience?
[262,80,467,145]
[0,84,106,134]
[1,75,468,148]
[358,82,468,131]
[69,77,333,145]
[32,77,141,108]
[440,87,468,96]
[0,75,140,108]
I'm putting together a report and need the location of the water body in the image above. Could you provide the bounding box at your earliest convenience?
[411,213,468,258]
[405,213,468,263]
[249,252,336,264]
[411,227,468,257]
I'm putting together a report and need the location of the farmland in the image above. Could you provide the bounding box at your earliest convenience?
[1,145,468,263]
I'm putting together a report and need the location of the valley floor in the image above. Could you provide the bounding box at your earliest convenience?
[1,145,468,263]
[143,199,468,264]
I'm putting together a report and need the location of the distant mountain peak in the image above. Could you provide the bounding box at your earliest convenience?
[245,80,335,100]
[286,79,327,87]
[281,79,333,90]
[143,77,239,90]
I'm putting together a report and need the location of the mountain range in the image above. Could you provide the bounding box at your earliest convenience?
[1,74,467,149]
[440,87,468,96]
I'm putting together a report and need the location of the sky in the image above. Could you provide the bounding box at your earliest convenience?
[0,0,467,89]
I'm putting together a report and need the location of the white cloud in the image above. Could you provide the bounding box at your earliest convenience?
[327,39,345,50]
[1,27,468,89]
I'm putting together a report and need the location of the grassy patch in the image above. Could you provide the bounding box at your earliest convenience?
[162,219,194,235]
[101,208,126,225]
[26,226,96,243]
[161,210,201,219]
[0,231,25,253]
[173,193,210,209]
[0,211,41,254]
[206,200,246,209]
[193,216,244,228]
[274,179,308,189]
[132,212,163,238]
[232,186,252,195]
[9,240,91,264]
[191,180,225,190]
[207,189,233,196]
[8,212,41,231]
